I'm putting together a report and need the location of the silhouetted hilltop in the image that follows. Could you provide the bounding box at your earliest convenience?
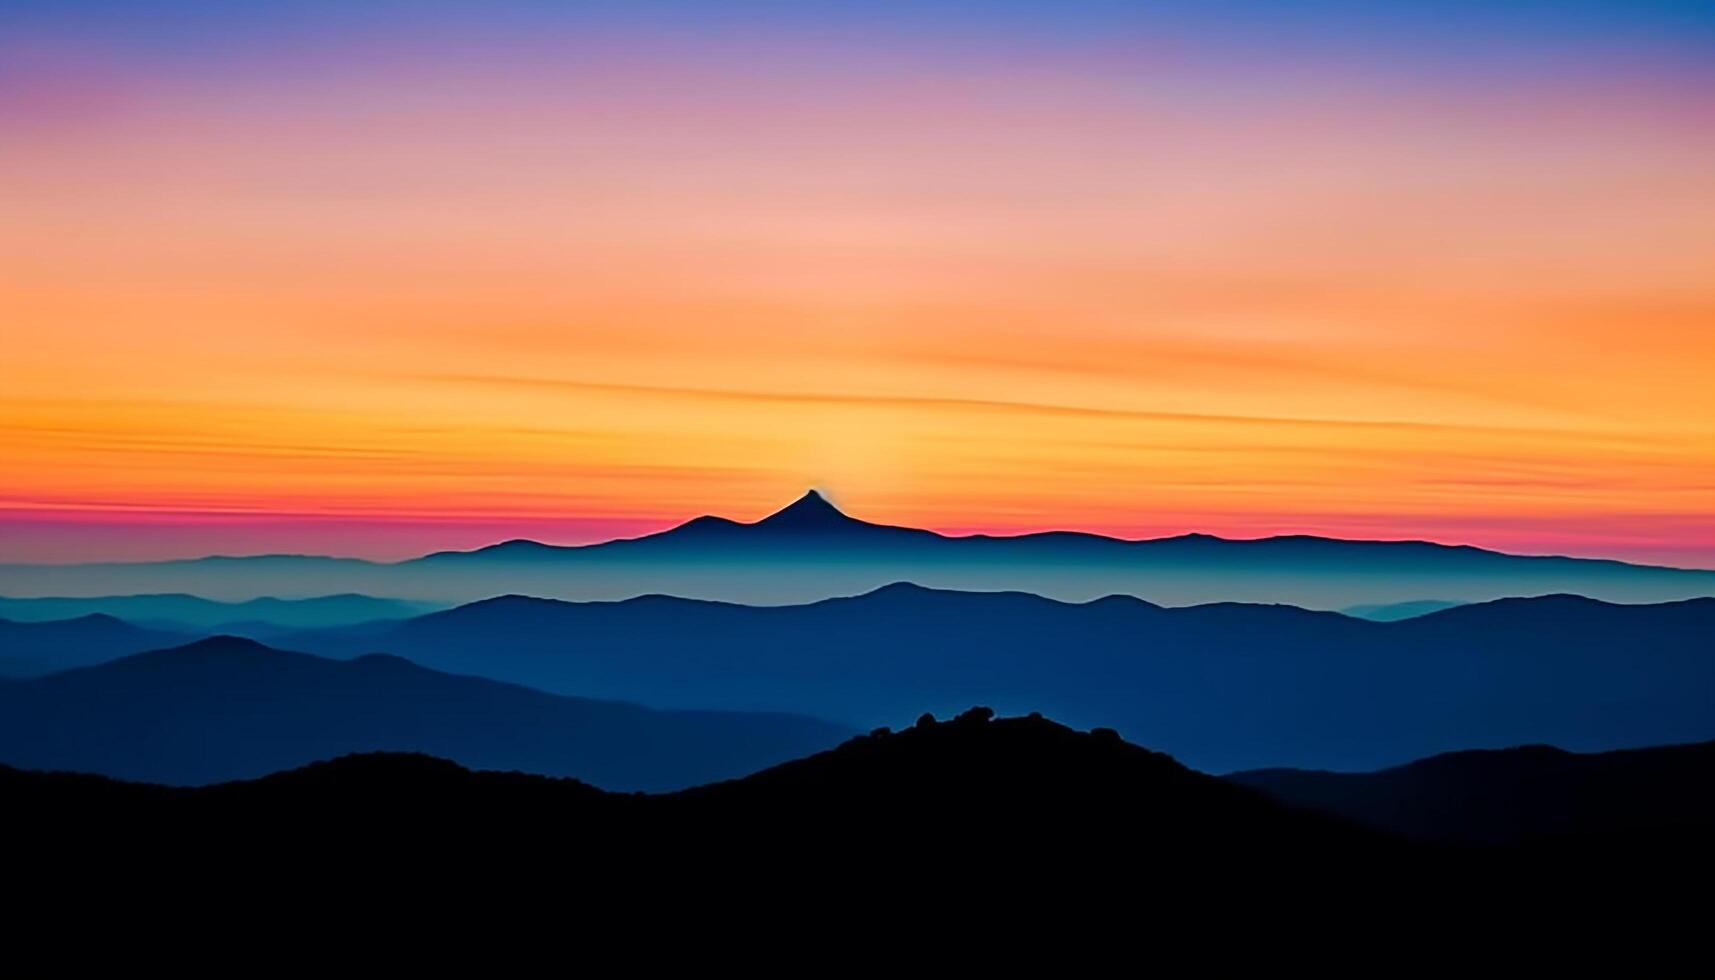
[669,708,1359,859]
[0,635,851,789]
[682,487,896,537]
[622,488,936,549]
[13,708,1708,916]
[1,709,1379,877]
[1230,738,1715,845]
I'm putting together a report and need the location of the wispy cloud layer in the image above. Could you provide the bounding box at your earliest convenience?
[2,2,1711,563]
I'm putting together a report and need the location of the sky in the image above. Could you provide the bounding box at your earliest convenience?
[2,1,1712,565]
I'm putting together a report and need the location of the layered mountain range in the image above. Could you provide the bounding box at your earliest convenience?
[7,585,1712,773]
[0,635,850,789]
[5,489,1710,900]
[5,491,1711,607]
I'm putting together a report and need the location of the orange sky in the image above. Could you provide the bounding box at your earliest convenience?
[2,9,1713,565]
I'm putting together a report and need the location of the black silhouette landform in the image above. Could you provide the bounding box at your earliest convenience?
[1231,739,1715,844]
[10,709,1708,914]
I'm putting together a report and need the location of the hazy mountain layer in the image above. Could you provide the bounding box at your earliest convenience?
[0,614,193,677]
[0,636,852,790]
[3,492,1710,607]
[266,585,1715,773]
[1341,599,1464,620]
[0,593,444,633]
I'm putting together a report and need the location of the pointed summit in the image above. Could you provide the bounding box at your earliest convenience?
[755,488,854,530]
[647,488,929,547]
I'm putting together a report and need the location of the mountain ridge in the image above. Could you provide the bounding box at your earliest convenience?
[261,584,1715,773]
[1,709,1385,869]
[0,614,194,677]
[0,635,853,790]
[4,490,1710,607]
[328,581,1715,630]
[11,712,1710,903]
[0,592,442,631]
[8,488,1707,570]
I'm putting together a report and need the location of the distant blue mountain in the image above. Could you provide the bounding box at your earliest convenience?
[0,615,194,677]
[1341,599,1464,621]
[272,585,1715,773]
[0,636,852,790]
[2,491,1710,607]
[0,593,443,633]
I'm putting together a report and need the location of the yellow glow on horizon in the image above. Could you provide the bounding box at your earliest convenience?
[2,39,1712,564]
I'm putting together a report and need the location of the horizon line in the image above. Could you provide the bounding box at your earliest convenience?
[3,489,1713,573]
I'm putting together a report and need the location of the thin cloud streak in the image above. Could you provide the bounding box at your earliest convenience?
[426,373,1632,442]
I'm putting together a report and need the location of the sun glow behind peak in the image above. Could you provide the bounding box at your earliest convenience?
[2,1,1712,566]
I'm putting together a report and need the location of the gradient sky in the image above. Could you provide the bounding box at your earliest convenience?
[3,1,1713,565]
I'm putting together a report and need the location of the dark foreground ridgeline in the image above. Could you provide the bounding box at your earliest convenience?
[1231,739,1715,845]
[11,708,1711,909]
[0,708,1393,892]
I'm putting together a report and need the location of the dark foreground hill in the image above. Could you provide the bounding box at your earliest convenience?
[0,636,851,790]
[11,709,1707,920]
[0,710,1392,881]
[1230,739,1715,845]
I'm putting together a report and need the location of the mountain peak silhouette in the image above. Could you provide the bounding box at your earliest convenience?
[754,489,856,529]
